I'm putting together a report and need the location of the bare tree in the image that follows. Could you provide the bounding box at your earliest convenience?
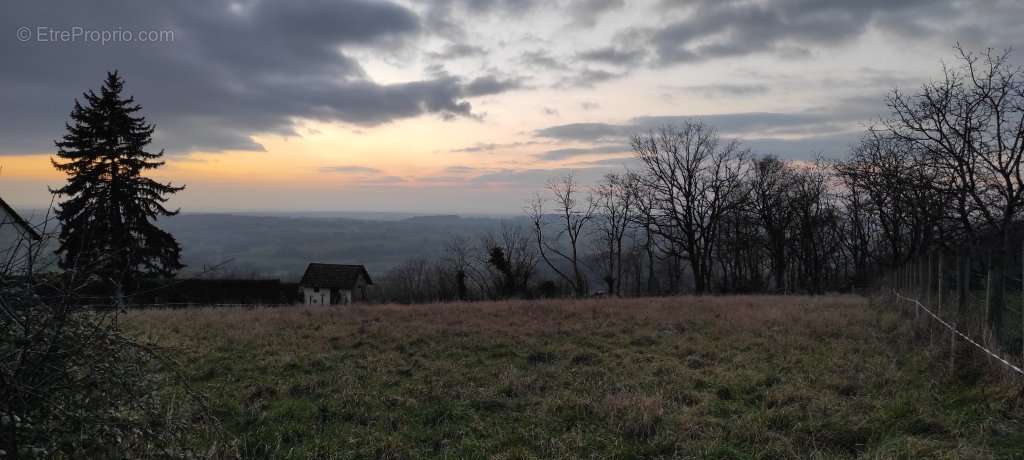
[481,224,538,298]
[632,122,751,294]
[750,156,797,292]
[835,169,877,289]
[592,172,637,295]
[886,45,1024,332]
[383,258,434,303]
[529,173,596,297]
[835,132,941,269]
[788,165,844,294]
[625,171,661,295]
[443,235,478,300]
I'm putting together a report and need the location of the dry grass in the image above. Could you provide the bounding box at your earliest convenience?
[125,295,1023,459]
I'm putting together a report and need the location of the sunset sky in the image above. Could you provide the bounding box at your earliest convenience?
[2,0,1022,213]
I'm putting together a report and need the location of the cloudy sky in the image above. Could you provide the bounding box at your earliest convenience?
[2,0,1021,213]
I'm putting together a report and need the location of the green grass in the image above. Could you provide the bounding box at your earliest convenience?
[125,295,1024,459]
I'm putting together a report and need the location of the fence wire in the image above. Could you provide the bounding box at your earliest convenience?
[892,289,1024,377]
[885,242,1024,377]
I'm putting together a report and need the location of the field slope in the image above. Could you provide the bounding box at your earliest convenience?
[126,296,1023,459]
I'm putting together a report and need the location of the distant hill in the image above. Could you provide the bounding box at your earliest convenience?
[160,213,527,280]
[399,214,462,223]
[11,208,532,281]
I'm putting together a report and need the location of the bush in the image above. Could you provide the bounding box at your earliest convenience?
[0,278,200,457]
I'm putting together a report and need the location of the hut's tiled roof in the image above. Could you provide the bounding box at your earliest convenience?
[299,263,372,288]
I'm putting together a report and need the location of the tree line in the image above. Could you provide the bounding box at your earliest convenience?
[381,45,1024,324]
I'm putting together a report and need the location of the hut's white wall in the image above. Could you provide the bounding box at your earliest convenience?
[302,286,355,305]
[303,287,327,305]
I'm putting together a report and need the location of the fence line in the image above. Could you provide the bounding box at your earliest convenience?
[891,289,1024,377]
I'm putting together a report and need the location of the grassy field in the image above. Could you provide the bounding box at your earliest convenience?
[125,295,1024,459]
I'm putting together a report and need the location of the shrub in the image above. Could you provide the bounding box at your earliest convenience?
[1,278,201,457]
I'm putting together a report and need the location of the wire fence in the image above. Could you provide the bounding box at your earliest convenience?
[891,290,1024,378]
[884,242,1024,379]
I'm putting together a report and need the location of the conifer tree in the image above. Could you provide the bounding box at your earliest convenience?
[51,71,185,298]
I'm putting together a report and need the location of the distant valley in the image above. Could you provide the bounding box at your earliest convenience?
[160,212,526,280]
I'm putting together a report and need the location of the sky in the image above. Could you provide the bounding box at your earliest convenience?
[2,0,1022,214]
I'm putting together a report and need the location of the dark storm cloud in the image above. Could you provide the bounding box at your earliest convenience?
[0,0,521,154]
[641,0,960,65]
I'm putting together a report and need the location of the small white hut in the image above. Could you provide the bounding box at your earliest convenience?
[298,263,372,305]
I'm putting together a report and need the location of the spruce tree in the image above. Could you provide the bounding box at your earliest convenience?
[51,71,185,298]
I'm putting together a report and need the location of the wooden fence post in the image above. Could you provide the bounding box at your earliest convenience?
[960,249,970,322]
[985,256,992,327]
[926,252,934,344]
[924,255,930,300]
[937,251,945,310]
[925,251,933,306]
[950,317,956,371]
[917,258,925,297]
[920,256,926,299]
[913,258,919,297]
[914,259,921,322]
[985,254,994,366]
